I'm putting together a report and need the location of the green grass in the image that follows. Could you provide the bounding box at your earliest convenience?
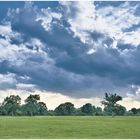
[0,116,140,138]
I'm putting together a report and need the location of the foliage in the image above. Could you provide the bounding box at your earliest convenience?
[38,102,48,115]
[1,95,21,116]
[0,94,47,116]
[95,107,103,116]
[23,94,47,116]
[54,102,75,116]
[101,93,123,116]
[0,93,139,116]
[128,108,140,115]
[81,103,94,115]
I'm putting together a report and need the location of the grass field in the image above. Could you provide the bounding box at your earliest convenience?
[0,116,140,138]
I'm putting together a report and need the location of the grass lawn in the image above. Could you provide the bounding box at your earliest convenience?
[0,116,140,138]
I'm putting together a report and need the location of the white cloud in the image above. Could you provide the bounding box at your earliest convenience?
[87,48,96,55]
[119,85,140,110]
[60,1,95,44]
[0,23,22,42]
[60,2,140,52]
[16,83,36,91]
[96,2,139,38]
[0,30,50,67]
[0,73,16,84]
[0,73,17,89]
[0,38,21,63]
[36,8,62,31]
[0,24,12,37]
[120,29,140,46]
[25,38,48,55]
[19,75,31,80]
[126,85,140,100]
[119,97,140,110]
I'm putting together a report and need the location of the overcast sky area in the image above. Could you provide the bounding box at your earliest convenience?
[0,1,140,110]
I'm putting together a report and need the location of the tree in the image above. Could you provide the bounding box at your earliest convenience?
[55,102,75,116]
[137,108,140,115]
[23,94,40,116]
[1,95,21,116]
[75,108,83,116]
[130,108,138,115]
[114,105,126,116]
[104,104,126,116]
[25,94,40,103]
[95,107,103,116]
[101,93,122,116]
[81,103,93,116]
[47,110,55,116]
[38,102,48,115]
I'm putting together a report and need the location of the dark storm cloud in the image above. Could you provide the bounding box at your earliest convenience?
[56,46,140,87]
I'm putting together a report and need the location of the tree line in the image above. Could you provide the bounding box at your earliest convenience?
[0,93,140,116]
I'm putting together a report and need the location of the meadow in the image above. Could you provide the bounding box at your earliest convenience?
[0,116,140,139]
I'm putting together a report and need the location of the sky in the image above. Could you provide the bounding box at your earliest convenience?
[0,1,140,110]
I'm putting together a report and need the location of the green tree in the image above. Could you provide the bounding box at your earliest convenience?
[38,102,48,115]
[1,95,21,116]
[114,105,126,116]
[81,103,93,116]
[137,108,140,115]
[95,107,103,116]
[0,104,3,115]
[55,102,75,116]
[47,110,55,116]
[104,104,126,116]
[130,108,138,115]
[23,94,40,116]
[101,93,122,116]
[75,108,83,116]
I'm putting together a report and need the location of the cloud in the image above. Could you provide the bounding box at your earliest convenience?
[0,24,12,36]
[0,73,17,89]
[119,97,140,110]
[36,7,62,31]
[60,1,140,52]
[16,83,36,91]
[1,1,140,105]
[60,1,96,44]
[119,30,140,47]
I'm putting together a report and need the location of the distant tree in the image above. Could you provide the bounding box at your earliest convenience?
[55,102,75,116]
[125,110,134,116]
[75,108,83,116]
[0,104,2,115]
[47,110,55,116]
[101,93,122,116]
[81,103,93,116]
[114,105,126,116]
[104,105,126,116]
[25,94,40,103]
[23,94,40,116]
[92,105,96,115]
[95,107,103,116]
[130,108,138,115]
[38,102,48,115]
[1,95,21,116]
[137,108,140,115]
